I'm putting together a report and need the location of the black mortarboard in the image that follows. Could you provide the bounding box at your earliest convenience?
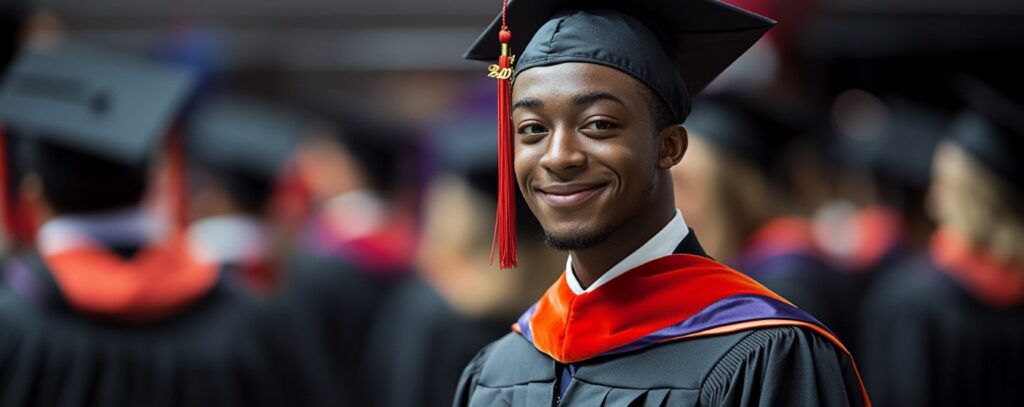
[465,0,775,121]
[429,104,543,239]
[284,90,412,195]
[187,95,302,182]
[830,92,946,192]
[186,94,302,213]
[947,78,1024,191]
[684,92,801,173]
[0,43,197,165]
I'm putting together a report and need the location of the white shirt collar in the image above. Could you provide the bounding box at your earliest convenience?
[186,215,269,264]
[565,209,689,294]
[36,207,166,255]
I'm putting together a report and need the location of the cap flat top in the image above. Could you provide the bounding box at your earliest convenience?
[0,44,196,163]
[187,95,303,180]
[464,0,774,104]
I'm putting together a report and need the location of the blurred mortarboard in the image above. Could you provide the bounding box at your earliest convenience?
[187,94,302,181]
[464,0,776,121]
[684,92,803,172]
[428,101,543,237]
[0,43,197,164]
[946,77,1024,191]
[830,90,946,191]
[431,111,499,193]
[283,89,413,194]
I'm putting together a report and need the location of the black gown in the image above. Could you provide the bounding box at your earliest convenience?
[364,275,511,407]
[279,252,384,405]
[0,249,339,407]
[859,256,1024,407]
[454,232,867,407]
[730,219,860,349]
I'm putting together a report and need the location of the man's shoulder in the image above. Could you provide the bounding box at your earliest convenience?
[575,326,846,390]
[468,332,557,387]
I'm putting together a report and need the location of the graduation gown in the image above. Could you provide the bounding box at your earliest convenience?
[279,252,384,406]
[0,239,339,407]
[364,275,511,407]
[859,228,1024,407]
[454,232,868,407]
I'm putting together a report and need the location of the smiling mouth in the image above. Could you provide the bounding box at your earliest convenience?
[535,183,609,208]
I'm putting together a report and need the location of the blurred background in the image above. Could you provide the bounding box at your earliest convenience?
[0,0,1022,406]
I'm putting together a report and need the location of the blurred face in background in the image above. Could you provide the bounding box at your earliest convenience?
[671,133,771,259]
[511,62,671,250]
[293,127,367,203]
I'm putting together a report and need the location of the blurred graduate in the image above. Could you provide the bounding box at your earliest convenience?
[860,78,1024,407]
[0,44,336,406]
[454,0,868,405]
[364,84,563,407]
[673,92,858,343]
[184,93,303,294]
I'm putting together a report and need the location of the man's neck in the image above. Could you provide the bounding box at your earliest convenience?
[570,206,677,289]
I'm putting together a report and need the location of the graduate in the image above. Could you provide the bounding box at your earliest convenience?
[859,79,1024,407]
[288,92,418,276]
[185,94,303,294]
[0,44,337,407]
[672,93,858,346]
[454,0,869,405]
[277,94,411,406]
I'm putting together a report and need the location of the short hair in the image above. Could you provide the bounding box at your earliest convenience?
[31,138,148,215]
[192,163,274,215]
[639,83,679,134]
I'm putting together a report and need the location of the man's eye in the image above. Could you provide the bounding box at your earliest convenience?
[519,124,548,134]
[584,120,616,130]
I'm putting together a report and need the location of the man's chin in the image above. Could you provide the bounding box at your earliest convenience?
[542,229,611,251]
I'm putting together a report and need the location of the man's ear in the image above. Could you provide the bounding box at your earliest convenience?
[656,124,688,170]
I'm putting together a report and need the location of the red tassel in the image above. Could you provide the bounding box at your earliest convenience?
[490,1,517,269]
[0,124,14,244]
[0,123,35,245]
[166,129,188,233]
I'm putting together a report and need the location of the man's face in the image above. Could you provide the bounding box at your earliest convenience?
[512,62,662,250]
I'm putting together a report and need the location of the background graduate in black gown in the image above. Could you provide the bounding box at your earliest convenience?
[185,93,304,294]
[364,84,563,407]
[0,44,337,407]
[673,92,858,344]
[859,78,1024,407]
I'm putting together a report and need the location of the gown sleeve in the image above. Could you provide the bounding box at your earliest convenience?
[699,326,866,407]
[451,344,491,407]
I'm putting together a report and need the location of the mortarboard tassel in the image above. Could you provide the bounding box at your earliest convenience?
[0,124,35,245]
[490,0,517,269]
[166,129,188,233]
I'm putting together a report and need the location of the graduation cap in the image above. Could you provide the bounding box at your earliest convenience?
[428,101,543,239]
[187,95,302,183]
[0,43,196,237]
[0,43,197,165]
[829,91,947,192]
[186,95,302,212]
[465,0,776,121]
[946,78,1024,191]
[465,0,775,268]
[684,92,802,174]
[283,90,413,196]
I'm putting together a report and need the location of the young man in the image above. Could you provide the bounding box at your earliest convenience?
[454,1,869,405]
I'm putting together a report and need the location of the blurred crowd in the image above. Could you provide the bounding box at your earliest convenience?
[0,0,1021,406]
